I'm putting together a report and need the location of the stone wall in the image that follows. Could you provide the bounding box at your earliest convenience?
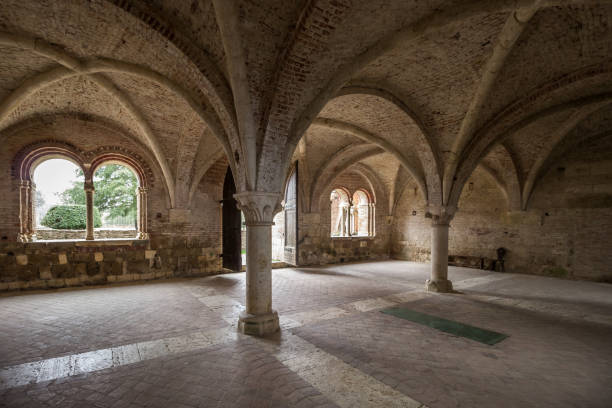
[0,239,221,291]
[392,154,612,282]
[0,121,227,291]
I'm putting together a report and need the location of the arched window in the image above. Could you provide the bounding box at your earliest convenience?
[33,158,87,240]
[92,163,138,232]
[352,190,373,236]
[330,188,375,238]
[14,142,151,242]
[330,188,350,237]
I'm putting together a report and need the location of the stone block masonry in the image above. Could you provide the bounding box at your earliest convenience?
[0,237,222,291]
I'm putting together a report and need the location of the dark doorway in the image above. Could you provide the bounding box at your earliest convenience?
[222,167,241,271]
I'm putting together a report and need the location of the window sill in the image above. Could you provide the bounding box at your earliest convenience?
[330,235,375,240]
[26,238,148,247]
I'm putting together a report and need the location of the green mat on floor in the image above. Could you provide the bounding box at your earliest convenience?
[380,308,508,345]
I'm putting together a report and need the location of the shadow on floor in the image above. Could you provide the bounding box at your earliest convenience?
[463,288,612,311]
[202,275,242,287]
[290,267,364,277]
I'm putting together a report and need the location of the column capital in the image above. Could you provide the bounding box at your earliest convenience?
[137,186,149,194]
[234,191,282,226]
[426,205,456,226]
[19,180,31,188]
[84,181,95,192]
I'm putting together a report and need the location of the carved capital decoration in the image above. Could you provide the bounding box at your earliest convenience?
[426,205,457,226]
[234,191,283,226]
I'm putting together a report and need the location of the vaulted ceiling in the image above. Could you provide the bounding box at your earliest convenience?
[1,0,610,211]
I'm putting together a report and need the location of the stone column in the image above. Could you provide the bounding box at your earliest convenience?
[136,187,149,239]
[368,203,375,236]
[426,208,455,293]
[84,181,95,240]
[234,191,282,336]
[346,205,352,236]
[18,180,31,242]
[29,182,37,241]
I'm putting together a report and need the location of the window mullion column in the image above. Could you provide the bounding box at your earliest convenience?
[137,187,149,239]
[18,180,32,242]
[84,180,95,241]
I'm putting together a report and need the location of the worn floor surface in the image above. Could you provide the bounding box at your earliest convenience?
[1,260,611,407]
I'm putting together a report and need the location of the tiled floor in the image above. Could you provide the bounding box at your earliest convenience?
[1,261,611,407]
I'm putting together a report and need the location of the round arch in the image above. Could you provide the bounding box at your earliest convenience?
[351,189,374,237]
[12,141,153,242]
[353,188,373,205]
[89,152,151,189]
[14,141,85,183]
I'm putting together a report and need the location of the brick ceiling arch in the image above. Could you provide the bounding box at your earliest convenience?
[450,93,612,208]
[0,32,235,208]
[1,0,611,208]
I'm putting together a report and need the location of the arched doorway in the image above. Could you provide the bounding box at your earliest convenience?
[222,167,241,271]
[271,165,298,265]
[283,165,298,264]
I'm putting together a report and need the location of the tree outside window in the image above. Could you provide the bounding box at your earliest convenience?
[60,164,138,229]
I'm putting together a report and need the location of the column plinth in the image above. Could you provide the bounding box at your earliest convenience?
[234,191,282,336]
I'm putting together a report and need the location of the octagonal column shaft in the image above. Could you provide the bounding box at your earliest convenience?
[18,181,31,242]
[426,208,455,293]
[234,191,282,336]
[85,181,95,241]
[137,187,149,239]
[245,223,272,315]
[29,182,37,241]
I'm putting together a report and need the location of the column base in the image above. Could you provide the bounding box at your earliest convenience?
[136,232,149,240]
[238,310,279,336]
[17,233,31,243]
[425,279,453,293]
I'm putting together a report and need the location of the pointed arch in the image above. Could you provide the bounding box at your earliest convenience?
[449,93,612,209]
[311,118,428,204]
[0,32,240,205]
